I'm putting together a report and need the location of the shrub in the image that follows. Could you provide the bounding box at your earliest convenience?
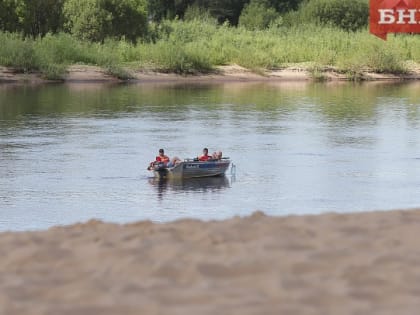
[299,0,368,31]
[184,5,213,22]
[0,32,38,72]
[63,0,148,42]
[239,0,279,30]
[33,33,91,65]
[365,44,407,73]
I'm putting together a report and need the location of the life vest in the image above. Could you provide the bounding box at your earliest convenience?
[198,155,210,161]
[156,155,170,164]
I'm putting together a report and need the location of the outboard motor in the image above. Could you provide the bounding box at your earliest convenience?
[153,162,169,178]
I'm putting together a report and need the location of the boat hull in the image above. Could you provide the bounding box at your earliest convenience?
[154,160,230,179]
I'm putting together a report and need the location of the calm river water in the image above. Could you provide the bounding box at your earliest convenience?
[1,81,420,231]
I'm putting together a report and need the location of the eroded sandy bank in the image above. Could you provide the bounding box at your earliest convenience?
[1,64,420,84]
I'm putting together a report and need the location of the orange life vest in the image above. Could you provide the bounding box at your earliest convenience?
[198,155,210,161]
[156,155,170,164]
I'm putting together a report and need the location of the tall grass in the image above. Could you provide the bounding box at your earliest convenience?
[1,20,420,79]
[135,20,420,74]
[0,32,127,79]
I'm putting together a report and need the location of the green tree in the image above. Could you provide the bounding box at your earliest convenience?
[64,0,148,42]
[15,0,65,37]
[300,0,368,31]
[63,0,109,42]
[267,0,304,14]
[102,0,148,41]
[0,0,19,32]
[239,0,278,30]
[147,0,304,25]
[148,0,195,21]
[184,4,213,22]
[148,0,245,24]
[197,0,247,24]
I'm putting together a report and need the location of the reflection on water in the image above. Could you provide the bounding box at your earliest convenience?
[1,81,420,231]
[149,176,231,200]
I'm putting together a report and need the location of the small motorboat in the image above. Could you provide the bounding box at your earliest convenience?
[149,158,231,179]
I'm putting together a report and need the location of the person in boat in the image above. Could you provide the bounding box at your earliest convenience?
[198,148,211,161]
[148,148,170,170]
[167,156,182,167]
[212,151,223,160]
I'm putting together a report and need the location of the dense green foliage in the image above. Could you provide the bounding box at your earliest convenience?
[239,0,279,30]
[148,0,242,25]
[16,0,65,37]
[0,0,64,36]
[135,19,417,74]
[298,0,369,31]
[0,0,366,40]
[0,0,418,80]
[63,0,148,42]
[0,31,128,79]
[0,0,19,32]
[1,18,419,79]
[147,0,303,25]
[183,5,214,22]
[0,0,302,32]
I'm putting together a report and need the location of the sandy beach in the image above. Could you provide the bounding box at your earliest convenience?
[1,209,420,315]
[2,64,420,84]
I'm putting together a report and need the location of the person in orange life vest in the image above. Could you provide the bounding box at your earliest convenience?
[148,148,170,170]
[198,148,211,161]
[155,148,170,164]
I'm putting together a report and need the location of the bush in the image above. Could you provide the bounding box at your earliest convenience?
[184,5,214,22]
[299,0,368,31]
[239,0,279,30]
[39,63,67,80]
[33,33,91,65]
[365,44,407,73]
[0,32,38,72]
[139,41,213,74]
[63,0,148,42]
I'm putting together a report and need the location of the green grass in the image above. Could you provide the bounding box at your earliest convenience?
[1,20,420,79]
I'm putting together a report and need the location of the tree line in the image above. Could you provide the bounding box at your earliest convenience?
[0,0,368,42]
[148,0,303,24]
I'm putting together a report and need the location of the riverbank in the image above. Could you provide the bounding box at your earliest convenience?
[1,208,420,314]
[2,63,420,84]
[2,22,420,83]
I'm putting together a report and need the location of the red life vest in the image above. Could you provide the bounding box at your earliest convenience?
[198,155,210,161]
[156,155,170,164]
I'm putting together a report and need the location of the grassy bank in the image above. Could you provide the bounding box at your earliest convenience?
[1,20,420,80]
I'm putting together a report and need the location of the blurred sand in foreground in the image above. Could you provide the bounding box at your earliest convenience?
[1,209,420,315]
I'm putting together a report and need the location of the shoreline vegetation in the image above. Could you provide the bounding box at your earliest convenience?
[2,61,420,84]
[2,208,420,314]
[1,0,420,84]
[1,21,420,83]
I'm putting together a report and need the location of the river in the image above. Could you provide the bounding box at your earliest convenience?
[1,81,420,231]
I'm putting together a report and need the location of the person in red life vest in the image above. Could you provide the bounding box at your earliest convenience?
[148,148,170,170]
[156,148,170,164]
[198,147,211,161]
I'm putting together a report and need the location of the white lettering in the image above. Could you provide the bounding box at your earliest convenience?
[378,9,420,25]
[186,164,199,169]
[378,9,395,24]
[397,9,418,24]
